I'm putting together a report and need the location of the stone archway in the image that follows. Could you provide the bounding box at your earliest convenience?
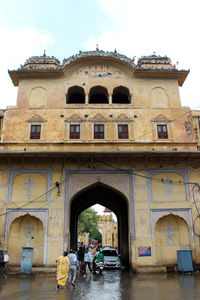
[69,182,129,268]
[8,214,44,265]
[155,214,191,264]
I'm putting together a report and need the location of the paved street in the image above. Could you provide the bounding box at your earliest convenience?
[1,270,200,300]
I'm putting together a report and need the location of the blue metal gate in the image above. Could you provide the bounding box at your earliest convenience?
[20,247,33,274]
[177,249,194,272]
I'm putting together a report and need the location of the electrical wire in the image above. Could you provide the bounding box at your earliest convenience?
[0,164,84,218]
[0,157,199,218]
[0,104,200,217]
[95,158,199,186]
[192,183,200,237]
[134,103,200,141]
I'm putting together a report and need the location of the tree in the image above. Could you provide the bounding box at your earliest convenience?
[90,230,102,243]
[78,208,100,238]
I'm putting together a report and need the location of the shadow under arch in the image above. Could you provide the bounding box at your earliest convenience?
[70,182,129,268]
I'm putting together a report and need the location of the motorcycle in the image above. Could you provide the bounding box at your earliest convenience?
[93,260,104,274]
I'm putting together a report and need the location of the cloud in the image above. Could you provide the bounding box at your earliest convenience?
[84,0,200,109]
[0,27,54,109]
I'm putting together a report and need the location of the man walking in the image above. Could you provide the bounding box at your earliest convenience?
[77,243,85,275]
[84,248,92,275]
[68,249,78,288]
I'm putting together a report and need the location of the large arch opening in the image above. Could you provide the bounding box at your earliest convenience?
[70,182,129,268]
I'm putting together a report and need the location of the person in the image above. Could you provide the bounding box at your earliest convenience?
[93,250,104,271]
[77,243,85,275]
[68,249,79,288]
[84,248,92,275]
[56,250,70,290]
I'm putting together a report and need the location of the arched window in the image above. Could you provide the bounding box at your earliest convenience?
[112,86,130,104]
[66,86,85,104]
[89,86,108,104]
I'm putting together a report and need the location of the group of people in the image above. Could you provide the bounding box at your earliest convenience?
[56,249,78,289]
[56,243,103,290]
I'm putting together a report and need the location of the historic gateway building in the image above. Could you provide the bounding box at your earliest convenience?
[0,49,200,272]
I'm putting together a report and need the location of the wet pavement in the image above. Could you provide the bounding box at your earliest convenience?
[1,270,200,300]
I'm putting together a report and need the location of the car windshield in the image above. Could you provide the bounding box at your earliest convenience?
[102,250,118,256]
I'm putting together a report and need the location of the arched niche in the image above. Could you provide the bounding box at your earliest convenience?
[29,87,47,107]
[66,86,85,104]
[151,87,169,108]
[8,214,44,265]
[89,86,108,104]
[155,214,191,264]
[112,86,130,104]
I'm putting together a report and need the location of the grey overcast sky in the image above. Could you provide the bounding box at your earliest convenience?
[0,0,199,110]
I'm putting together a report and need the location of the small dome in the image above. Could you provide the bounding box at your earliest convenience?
[19,52,61,70]
[136,54,175,70]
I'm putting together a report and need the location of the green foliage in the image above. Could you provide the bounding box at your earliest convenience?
[78,208,100,238]
[90,230,102,242]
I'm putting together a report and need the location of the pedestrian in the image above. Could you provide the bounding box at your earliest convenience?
[56,250,70,290]
[68,249,79,288]
[84,248,92,275]
[77,242,85,275]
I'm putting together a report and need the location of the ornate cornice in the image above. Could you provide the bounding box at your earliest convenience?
[65,113,83,122]
[114,113,132,122]
[26,114,46,123]
[89,113,106,122]
[151,114,171,123]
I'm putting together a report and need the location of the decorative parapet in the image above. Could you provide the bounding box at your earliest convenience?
[62,49,136,69]
[8,50,189,87]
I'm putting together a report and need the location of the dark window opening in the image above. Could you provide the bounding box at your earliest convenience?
[30,125,41,139]
[112,86,130,104]
[118,125,129,139]
[89,86,108,104]
[94,124,104,139]
[70,125,80,139]
[157,124,168,139]
[67,86,85,104]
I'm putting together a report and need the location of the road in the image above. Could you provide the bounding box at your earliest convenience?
[1,270,200,299]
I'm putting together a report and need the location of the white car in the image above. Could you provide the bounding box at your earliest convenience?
[102,247,121,269]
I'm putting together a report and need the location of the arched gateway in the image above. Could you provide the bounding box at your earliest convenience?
[69,182,130,268]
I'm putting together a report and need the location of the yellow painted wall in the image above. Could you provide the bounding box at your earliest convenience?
[0,162,199,269]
